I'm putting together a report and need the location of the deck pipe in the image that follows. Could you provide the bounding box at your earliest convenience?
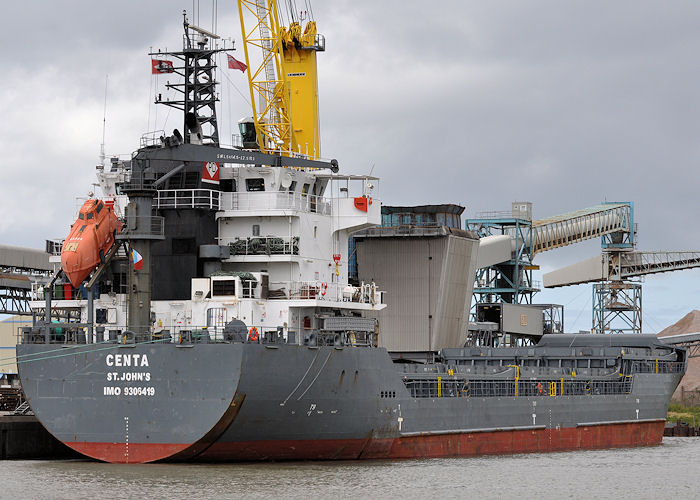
[87,288,93,343]
[44,287,51,344]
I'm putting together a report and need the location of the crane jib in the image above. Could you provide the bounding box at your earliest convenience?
[135,143,338,171]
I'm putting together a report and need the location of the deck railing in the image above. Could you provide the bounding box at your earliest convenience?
[267,281,381,305]
[156,189,221,210]
[219,192,331,215]
[222,236,300,256]
[402,376,635,399]
[17,323,367,347]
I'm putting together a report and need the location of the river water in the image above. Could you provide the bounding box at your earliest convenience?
[3,438,698,499]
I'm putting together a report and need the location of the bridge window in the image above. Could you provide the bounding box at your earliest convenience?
[246,178,265,191]
[95,202,103,214]
[220,178,235,192]
[288,181,297,193]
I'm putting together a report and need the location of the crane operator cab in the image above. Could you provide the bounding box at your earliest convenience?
[238,116,258,149]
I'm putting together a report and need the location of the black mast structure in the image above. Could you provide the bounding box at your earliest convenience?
[150,11,230,146]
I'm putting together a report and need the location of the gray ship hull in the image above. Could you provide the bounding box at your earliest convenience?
[17,335,685,463]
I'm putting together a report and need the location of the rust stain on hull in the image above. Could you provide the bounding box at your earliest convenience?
[196,419,666,461]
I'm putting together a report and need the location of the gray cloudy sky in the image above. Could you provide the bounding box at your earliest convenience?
[2,1,699,331]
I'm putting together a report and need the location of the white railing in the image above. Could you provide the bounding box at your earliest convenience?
[219,192,332,215]
[156,189,221,210]
[268,281,382,305]
[140,130,165,148]
[474,210,514,219]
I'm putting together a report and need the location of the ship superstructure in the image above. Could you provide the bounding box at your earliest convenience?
[15,11,686,464]
[42,16,384,346]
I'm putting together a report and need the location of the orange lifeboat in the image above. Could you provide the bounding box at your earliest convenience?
[61,199,120,288]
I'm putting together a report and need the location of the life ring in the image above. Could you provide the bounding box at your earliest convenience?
[537,382,543,395]
[248,327,259,342]
[320,282,328,296]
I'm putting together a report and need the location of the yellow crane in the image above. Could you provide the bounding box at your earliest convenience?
[237,1,325,159]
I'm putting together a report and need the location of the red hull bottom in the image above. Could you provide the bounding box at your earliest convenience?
[67,442,189,464]
[66,420,665,464]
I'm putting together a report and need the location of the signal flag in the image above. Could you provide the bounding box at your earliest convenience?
[131,248,144,270]
[152,59,175,74]
[227,54,247,72]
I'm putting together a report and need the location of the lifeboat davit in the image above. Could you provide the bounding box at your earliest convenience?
[61,199,119,288]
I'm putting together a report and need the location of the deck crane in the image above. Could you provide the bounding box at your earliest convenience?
[237,1,325,159]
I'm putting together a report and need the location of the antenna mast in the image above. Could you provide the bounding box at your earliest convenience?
[99,75,108,166]
[150,11,228,146]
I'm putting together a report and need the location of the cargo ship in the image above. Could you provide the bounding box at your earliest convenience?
[16,13,686,463]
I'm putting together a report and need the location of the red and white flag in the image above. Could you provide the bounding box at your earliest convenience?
[151,59,175,74]
[202,162,220,185]
[227,54,247,72]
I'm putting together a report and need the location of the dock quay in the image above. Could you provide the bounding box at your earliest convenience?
[1,413,79,460]
[664,420,700,437]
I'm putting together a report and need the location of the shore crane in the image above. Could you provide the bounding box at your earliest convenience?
[542,202,700,334]
[469,201,700,334]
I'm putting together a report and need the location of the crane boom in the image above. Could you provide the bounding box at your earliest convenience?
[237,1,324,159]
[238,1,288,153]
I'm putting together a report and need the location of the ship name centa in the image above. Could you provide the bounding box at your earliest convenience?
[105,353,150,367]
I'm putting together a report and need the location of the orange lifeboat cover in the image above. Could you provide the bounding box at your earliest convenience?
[61,199,119,288]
